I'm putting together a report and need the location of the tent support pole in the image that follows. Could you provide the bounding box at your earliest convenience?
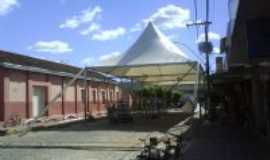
[193,63,201,119]
[83,68,88,120]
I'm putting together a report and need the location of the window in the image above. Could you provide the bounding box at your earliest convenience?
[81,89,86,104]
[110,91,113,102]
[116,92,119,101]
[92,90,96,104]
[246,19,270,58]
[102,91,106,104]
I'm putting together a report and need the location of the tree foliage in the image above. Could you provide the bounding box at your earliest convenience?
[135,85,183,111]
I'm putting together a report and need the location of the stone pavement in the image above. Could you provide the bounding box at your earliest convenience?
[183,120,270,160]
[0,112,191,160]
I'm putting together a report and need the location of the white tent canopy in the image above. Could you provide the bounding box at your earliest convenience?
[90,22,201,86]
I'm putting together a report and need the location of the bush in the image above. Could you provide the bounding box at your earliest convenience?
[134,86,184,110]
[155,86,164,98]
[164,89,172,107]
[172,91,183,106]
[142,87,150,97]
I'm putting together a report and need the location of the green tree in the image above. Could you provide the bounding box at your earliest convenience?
[172,91,182,107]
[165,89,172,108]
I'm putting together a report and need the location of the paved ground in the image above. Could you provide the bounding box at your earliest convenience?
[0,112,190,160]
[183,120,270,160]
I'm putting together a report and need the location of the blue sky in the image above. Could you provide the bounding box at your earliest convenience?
[0,0,228,71]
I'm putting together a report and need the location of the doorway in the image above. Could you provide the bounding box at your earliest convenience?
[32,86,46,118]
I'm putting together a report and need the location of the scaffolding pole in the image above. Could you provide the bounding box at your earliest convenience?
[83,68,88,120]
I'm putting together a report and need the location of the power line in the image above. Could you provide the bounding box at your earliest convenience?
[193,0,199,38]
[191,0,207,68]
[187,0,213,116]
[175,41,205,64]
[211,0,216,26]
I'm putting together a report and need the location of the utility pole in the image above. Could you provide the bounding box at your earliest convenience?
[187,0,213,118]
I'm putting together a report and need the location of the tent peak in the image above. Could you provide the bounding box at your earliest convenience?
[98,20,191,66]
[145,21,155,30]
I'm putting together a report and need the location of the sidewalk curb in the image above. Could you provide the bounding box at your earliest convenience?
[1,117,107,136]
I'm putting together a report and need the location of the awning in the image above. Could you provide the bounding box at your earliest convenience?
[89,61,201,86]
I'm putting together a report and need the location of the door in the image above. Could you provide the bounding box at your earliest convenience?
[32,86,46,117]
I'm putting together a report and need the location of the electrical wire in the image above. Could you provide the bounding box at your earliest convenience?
[176,42,205,64]
[193,0,199,38]
[212,0,216,26]
[192,0,207,70]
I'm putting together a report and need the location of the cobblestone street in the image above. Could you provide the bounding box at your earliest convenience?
[0,112,190,160]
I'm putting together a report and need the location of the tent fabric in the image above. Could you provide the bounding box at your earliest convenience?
[90,22,201,86]
[91,62,199,85]
[98,22,190,66]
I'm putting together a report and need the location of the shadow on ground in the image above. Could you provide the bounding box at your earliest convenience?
[183,120,270,160]
[35,112,191,133]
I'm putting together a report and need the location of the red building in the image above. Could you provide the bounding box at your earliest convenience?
[0,50,131,122]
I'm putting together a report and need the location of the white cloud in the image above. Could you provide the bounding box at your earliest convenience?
[213,47,220,54]
[82,52,122,66]
[186,19,203,26]
[196,32,221,43]
[0,0,19,16]
[130,23,143,33]
[29,40,73,53]
[60,19,80,29]
[81,57,95,66]
[92,27,126,41]
[60,6,102,29]
[80,23,100,35]
[129,4,190,32]
[143,4,190,30]
[167,34,179,42]
[99,51,121,61]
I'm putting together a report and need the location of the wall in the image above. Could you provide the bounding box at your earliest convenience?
[227,0,270,67]
[4,70,27,120]
[48,76,62,116]
[89,83,98,116]
[0,68,5,121]
[63,79,75,114]
[76,80,86,114]
[89,82,119,117]
[1,68,130,121]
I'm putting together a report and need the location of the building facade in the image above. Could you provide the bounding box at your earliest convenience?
[0,51,131,122]
[213,0,270,136]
